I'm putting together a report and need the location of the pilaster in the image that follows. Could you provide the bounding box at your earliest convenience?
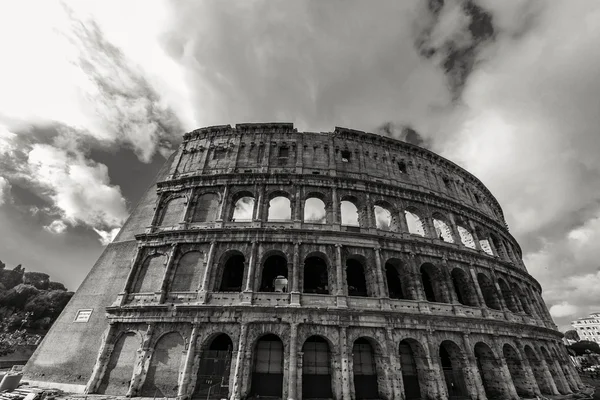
[85,322,119,394]
[198,240,217,303]
[178,324,199,397]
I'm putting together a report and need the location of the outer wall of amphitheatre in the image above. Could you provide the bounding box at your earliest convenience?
[24,123,582,400]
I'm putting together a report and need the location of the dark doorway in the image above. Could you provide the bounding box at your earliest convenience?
[251,334,284,397]
[260,255,288,292]
[347,259,368,297]
[353,338,379,399]
[421,267,436,302]
[440,341,469,399]
[194,334,233,400]
[219,254,245,292]
[399,341,422,400]
[302,336,333,399]
[303,256,329,294]
[385,262,405,299]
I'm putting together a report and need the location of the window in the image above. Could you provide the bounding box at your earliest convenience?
[278,147,289,158]
[398,161,407,173]
[341,150,351,163]
[213,147,226,160]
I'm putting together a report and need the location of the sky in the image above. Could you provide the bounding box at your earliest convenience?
[0,0,599,332]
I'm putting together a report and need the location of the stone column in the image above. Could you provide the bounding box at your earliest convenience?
[491,336,520,399]
[294,185,302,223]
[515,341,542,397]
[339,326,352,400]
[468,267,488,315]
[536,353,560,395]
[331,186,340,226]
[290,242,301,306]
[364,193,375,229]
[446,213,462,244]
[85,322,119,394]
[253,184,265,221]
[468,221,483,251]
[385,328,402,400]
[425,332,446,399]
[296,139,304,174]
[159,243,179,303]
[199,240,217,303]
[489,269,508,311]
[397,207,409,233]
[288,323,299,400]
[118,245,145,305]
[374,247,387,298]
[178,324,199,397]
[242,241,258,304]
[550,355,572,394]
[408,253,425,302]
[461,334,487,400]
[440,258,459,304]
[335,244,347,307]
[217,184,230,222]
[128,324,155,397]
[231,324,248,400]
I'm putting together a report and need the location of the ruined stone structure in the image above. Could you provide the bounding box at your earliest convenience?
[24,123,582,399]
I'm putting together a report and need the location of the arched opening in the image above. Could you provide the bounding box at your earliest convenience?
[353,338,380,399]
[439,340,469,399]
[132,254,165,293]
[158,196,186,227]
[451,268,478,307]
[302,336,333,399]
[140,332,184,397]
[251,334,284,398]
[489,234,507,260]
[405,209,426,236]
[170,251,203,292]
[541,347,569,394]
[420,263,448,303]
[385,260,406,299]
[476,228,494,256]
[218,254,245,292]
[192,193,220,223]
[503,344,534,397]
[374,205,392,231]
[433,215,454,243]
[97,332,139,395]
[304,197,326,223]
[231,196,255,221]
[260,254,288,292]
[477,273,502,310]
[399,340,423,400]
[194,334,233,399]
[341,200,360,226]
[457,226,476,249]
[268,196,291,221]
[475,342,507,399]
[525,345,554,395]
[514,286,533,316]
[303,256,329,294]
[552,347,578,392]
[497,278,518,312]
[346,258,368,297]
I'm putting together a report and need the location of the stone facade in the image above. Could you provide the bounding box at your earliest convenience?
[24,123,582,399]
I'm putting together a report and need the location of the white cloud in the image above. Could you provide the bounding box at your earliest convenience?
[0,177,11,205]
[550,302,579,319]
[44,220,68,234]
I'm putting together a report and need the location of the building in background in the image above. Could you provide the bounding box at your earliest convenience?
[572,313,600,343]
[24,123,583,399]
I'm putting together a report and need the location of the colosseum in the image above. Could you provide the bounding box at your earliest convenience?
[24,123,582,400]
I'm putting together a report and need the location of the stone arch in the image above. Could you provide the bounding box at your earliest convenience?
[267,191,292,221]
[439,340,469,399]
[304,196,327,223]
[132,253,166,293]
[399,338,429,400]
[190,191,220,223]
[489,234,508,260]
[384,258,409,300]
[216,250,245,292]
[451,268,479,307]
[475,227,494,256]
[524,345,554,395]
[158,195,186,227]
[140,332,185,397]
[457,225,476,249]
[477,273,502,310]
[503,343,535,397]
[303,252,331,294]
[432,212,454,243]
[513,284,533,316]
[346,255,372,297]
[230,191,255,221]
[551,346,579,392]
[352,337,382,400]
[258,251,288,292]
[474,342,508,399]
[97,331,141,395]
[302,335,334,399]
[340,196,361,227]
[169,250,203,292]
[373,200,398,231]
[404,207,426,236]
[540,346,569,394]
[250,333,285,398]
[497,277,518,313]
[193,333,234,399]
[420,263,450,303]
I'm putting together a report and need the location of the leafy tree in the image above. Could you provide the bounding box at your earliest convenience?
[48,281,67,291]
[568,340,600,356]
[565,330,580,342]
[23,272,50,290]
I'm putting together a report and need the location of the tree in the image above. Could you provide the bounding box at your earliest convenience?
[569,340,600,356]
[565,330,580,342]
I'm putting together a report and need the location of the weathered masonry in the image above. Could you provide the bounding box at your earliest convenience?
[24,123,582,399]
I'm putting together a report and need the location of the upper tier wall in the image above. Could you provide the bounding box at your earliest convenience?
[175,123,506,227]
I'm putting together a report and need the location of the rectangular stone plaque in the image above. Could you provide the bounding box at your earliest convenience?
[74,309,93,323]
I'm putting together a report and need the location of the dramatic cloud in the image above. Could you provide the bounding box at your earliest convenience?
[44,220,68,235]
[0,177,11,205]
